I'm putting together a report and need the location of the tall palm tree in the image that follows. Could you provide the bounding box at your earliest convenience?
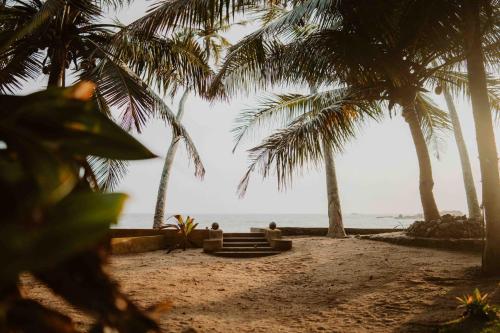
[0,0,211,189]
[461,0,500,275]
[442,82,482,221]
[430,68,500,223]
[153,88,190,229]
[234,84,353,237]
[151,22,241,228]
[311,86,346,238]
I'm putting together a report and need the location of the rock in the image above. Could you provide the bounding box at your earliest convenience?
[438,222,450,230]
[406,215,484,239]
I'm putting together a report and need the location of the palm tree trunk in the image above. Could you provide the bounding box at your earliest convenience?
[47,48,66,87]
[309,85,346,237]
[463,0,500,275]
[322,139,346,238]
[443,85,482,220]
[402,102,441,222]
[152,90,190,229]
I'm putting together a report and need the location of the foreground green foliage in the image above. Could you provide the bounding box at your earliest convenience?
[0,83,161,332]
[439,289,499,333]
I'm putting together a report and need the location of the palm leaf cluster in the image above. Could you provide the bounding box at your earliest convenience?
[0,0,213,190]
[236,88,384,195]
[216,1,500,193]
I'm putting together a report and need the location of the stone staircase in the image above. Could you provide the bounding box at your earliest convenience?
[212,232,282,258]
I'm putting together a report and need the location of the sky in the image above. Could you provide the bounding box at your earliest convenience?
[23,2,500,216]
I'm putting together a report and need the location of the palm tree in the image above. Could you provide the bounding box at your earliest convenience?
[460,0,500,275]
[0,0,211,189]
[441,82,482,221]
[312,84,346,238]
[153,88,190,229]
[234,84,353,237]
[151,22,241,229]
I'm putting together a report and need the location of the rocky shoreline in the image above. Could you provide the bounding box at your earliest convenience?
[406,214,484,239]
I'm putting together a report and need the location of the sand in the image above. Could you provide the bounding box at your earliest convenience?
[21,237,500,333]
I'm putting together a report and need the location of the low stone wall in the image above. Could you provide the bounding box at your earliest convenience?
[110,229,210,254]
[110,228,164,238]
[111,235,169,254]
[251,227,403,236]
[359,232,483,253]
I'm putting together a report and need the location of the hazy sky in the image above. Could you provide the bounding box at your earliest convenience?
[24,2,500,216]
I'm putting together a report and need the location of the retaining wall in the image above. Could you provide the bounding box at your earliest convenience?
[359,232,483,253]
[110,229,209,254]
[251,227,403,236]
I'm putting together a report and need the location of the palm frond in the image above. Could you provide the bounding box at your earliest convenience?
[238,98,382,196]
[415,93,451,159]
[125,0,252,38]
[0,0,63,52]
[88,156,129,191]
[82,44,205,178]
[110,29,212,96]
[232,87,351,151]
[0,46,42,93]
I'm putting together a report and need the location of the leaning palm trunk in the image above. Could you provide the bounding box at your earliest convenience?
[153,90,190,229]
[322,139,346,238]
[443,85,482,221]
[463,0,500,275]
[402,101,441,222]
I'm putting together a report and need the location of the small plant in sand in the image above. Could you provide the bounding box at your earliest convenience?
[456,289,495,321]
[160,215,199,252]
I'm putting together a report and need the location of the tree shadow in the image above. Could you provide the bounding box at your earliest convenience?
[397,266,500,332]
[161,240,495,332]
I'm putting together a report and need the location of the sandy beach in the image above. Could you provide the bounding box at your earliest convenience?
[21,237,500,333]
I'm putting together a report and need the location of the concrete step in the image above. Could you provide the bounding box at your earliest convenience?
[223,237,267,242]
[212,251,281,258]
[220,246,274,252]
[223,232,265,237]
[223,242,270,247]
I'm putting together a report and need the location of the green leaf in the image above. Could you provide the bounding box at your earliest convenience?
[0,87,156,160]
[0,192,127,286]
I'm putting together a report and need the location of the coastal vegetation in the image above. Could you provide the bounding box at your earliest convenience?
[0,0,499,331]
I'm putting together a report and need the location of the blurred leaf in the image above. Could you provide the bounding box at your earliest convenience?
[35,250,159,333]
[6,299,79,333]
[0,192,127,286]
[0,128,78,209]
[0,87,156,160]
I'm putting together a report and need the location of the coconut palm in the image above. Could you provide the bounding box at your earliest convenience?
[438,79,483,221]
[310,85,346,238]
[151,22,243,229]
[153,89,190,229]
[0,0,211,190]
[460,0,500,275]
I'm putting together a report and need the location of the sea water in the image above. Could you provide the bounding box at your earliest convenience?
[116,213,414,232]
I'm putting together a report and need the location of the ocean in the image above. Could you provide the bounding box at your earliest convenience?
[117,213,414,232]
